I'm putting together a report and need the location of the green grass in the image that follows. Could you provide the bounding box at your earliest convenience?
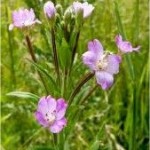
[1,0,148,150]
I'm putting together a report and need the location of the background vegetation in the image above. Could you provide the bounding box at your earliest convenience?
[1,0,149,150]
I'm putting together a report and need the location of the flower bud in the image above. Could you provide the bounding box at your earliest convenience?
[56,4,63,16]
[43,1,56,19]
[64,7,73,22]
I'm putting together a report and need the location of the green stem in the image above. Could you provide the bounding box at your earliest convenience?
[25,35,49,94]
[131,83,137,150]
[53,134,58,150]
[70,31,80,68]
[51,28,60,83]
[114,2,137,149]
[6,7,16,88]
[68,72,94,106]
[131,0,139,147]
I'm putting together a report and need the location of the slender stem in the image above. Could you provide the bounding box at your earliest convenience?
[53,134,58,150]
[70,31,80,68]
[61,68,68,98]
[6,7,16,88]
[25,36,37,62]
[68,72,94,106]
[51,28,60,83]
[131,84,137,150]
[80,84,98,105]
[8,28,16,88]
[25,35,49,94]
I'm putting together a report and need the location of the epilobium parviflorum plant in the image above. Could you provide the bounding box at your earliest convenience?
[4,0,148,150]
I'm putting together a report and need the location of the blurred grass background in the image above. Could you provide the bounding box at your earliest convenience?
[1,0,149,150]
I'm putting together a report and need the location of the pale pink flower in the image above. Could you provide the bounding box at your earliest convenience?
[9,8,41,30]
[35,96,68,133]
[72,1,94,18]
[82,39,121,90]
[115,34,141,53]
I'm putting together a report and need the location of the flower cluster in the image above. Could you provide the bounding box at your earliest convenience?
[9,1,94,31]
[9,1,140,134]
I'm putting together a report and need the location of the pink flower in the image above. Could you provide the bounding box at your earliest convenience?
[115,34,140,53]
[35,96,68,133]
[82,39,121,90]
[72,1,94,18]
[9,8,41,30]
[43,1,56,19]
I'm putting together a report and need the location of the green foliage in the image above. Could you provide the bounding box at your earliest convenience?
[1,0,148,150]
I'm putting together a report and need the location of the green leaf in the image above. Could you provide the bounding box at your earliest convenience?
[7,91,39,100]
[29,61,58,90]
[114,2,125,38]
[58,38,71,69]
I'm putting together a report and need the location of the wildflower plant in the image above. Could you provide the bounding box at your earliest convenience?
[4,0,148,150]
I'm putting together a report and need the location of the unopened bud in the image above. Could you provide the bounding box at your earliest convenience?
[56,4,63,16]
[43,1,56,19]
[64,6,73,22]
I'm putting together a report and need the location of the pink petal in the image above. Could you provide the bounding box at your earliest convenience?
[72,2,83,14]
[95,71,114,90]
[46,96,57,112]
[88,39,103,58]
[115,34,122,46]
[35,111,48,127]
[105,55,121,74]
[119,41,133,53]
[50,118,67,133]
[82,51,97,71]
[38,96,56,115]
[29,8,35,21]
[82,2,94,18]
[10,8,40,29]
[56,98,68,120]
[132,46,141,51]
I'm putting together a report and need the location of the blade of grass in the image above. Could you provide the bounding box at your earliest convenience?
[114,2,137,150]
[132,0,139,43]
[7,91,39,101]
[6,6,16,88]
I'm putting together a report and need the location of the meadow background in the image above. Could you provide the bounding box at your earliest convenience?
[1,0,149,150]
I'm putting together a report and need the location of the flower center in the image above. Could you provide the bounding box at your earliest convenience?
[97,53,108,70]
[45,112,56,125]
[97,59,108,70]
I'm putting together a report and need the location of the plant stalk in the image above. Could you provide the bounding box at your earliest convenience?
[131,83,137,150]
[70,31,80,68]
[68,72,94,106]
[6,7,16,88]
[51,28,60,83]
